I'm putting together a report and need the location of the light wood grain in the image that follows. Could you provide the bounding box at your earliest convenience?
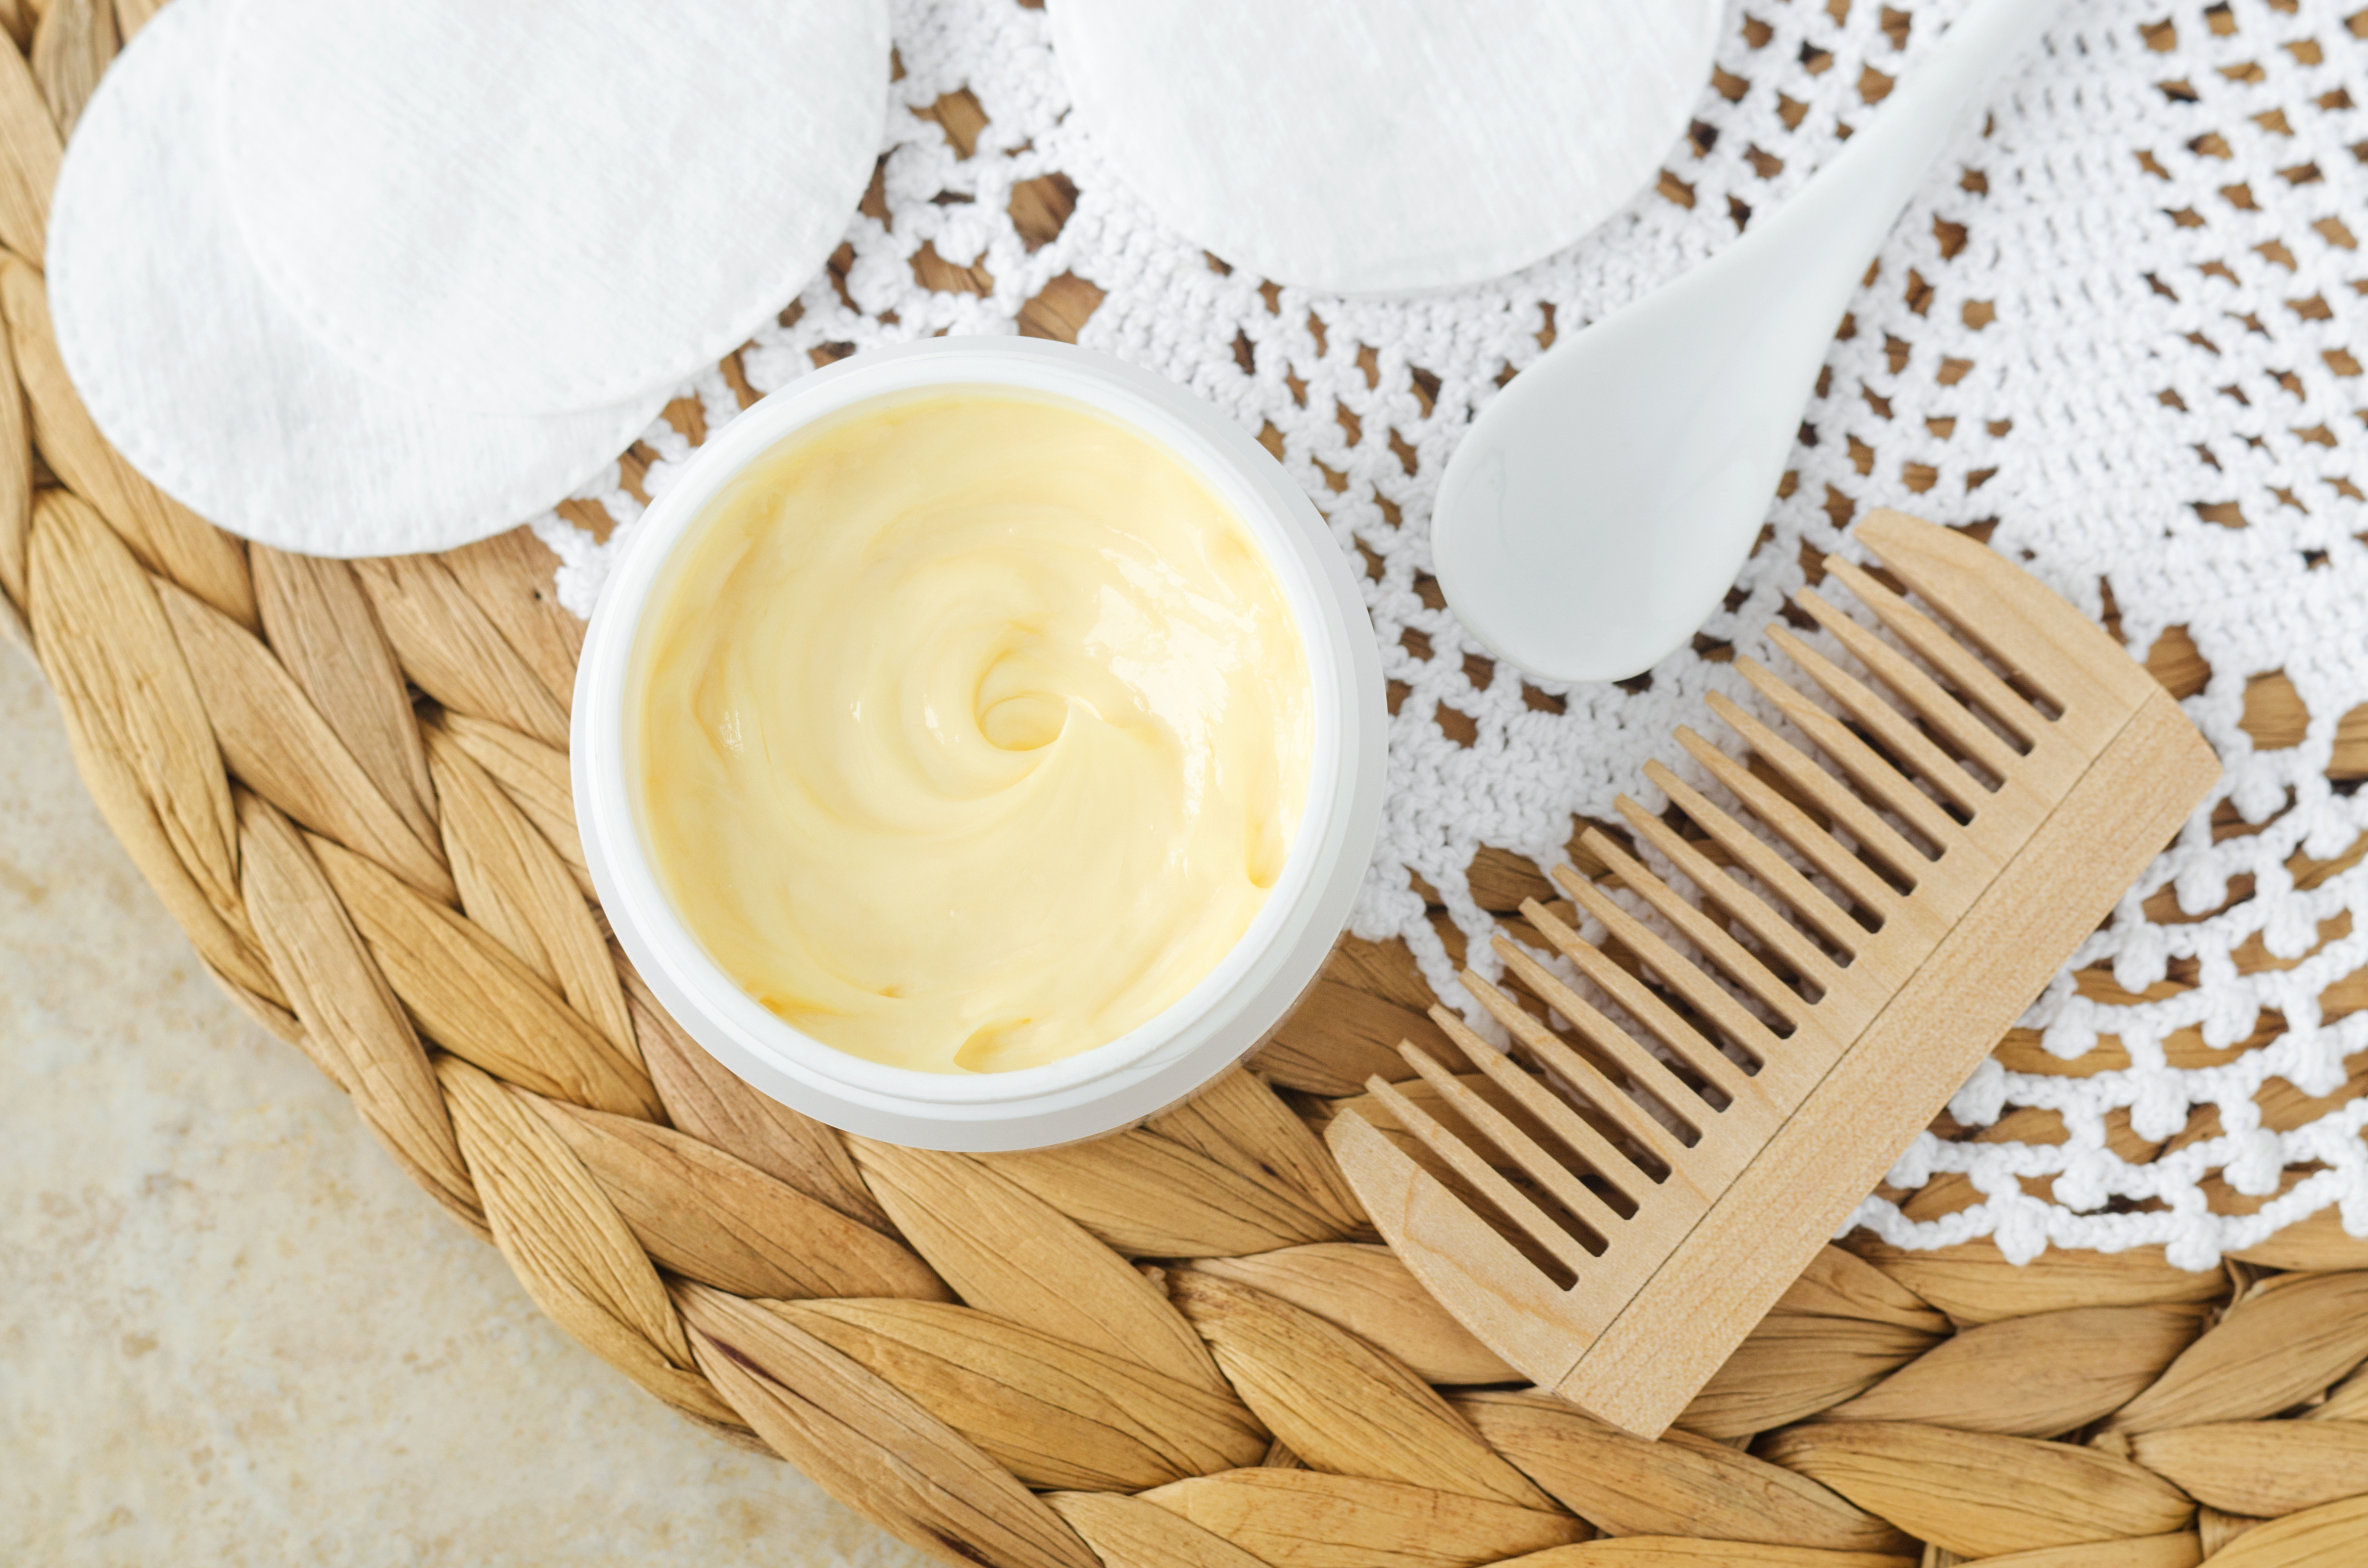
[1329,512,2221,1437]
[1814,1304,2203,1436]
[29,0,110,137]
[1139,1468,1584,1568]
[1456,1388,1908,1551]
[1759,1422,2193,1558]
[250,546,437,850]
[1491,1548,1915,1568]
[0,25,59,258]
[1188,1244,1516,1386]
[13,19,2368,1567]
[2105,1270,2368,1434]
[2129,1421,2368,1518]
[2,257,256,629]
[2196,1495,2368,1567]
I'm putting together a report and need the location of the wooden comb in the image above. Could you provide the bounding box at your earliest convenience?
[1325,509,2219,1438]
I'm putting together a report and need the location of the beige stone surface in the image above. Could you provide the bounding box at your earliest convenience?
[0,641,931,1567]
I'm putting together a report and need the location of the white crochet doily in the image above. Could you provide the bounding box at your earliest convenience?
[532,0,2368,1268]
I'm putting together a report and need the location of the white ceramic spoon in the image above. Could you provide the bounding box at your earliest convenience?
[1432,0,2055,684]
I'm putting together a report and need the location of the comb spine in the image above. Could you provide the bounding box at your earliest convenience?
[1547,678,2219,1439]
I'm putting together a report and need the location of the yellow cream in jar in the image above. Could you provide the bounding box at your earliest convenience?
[630,390,1313,1074]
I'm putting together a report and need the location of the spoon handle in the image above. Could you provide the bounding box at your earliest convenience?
[1738,0,2056,334]
[1428,0,2057,684]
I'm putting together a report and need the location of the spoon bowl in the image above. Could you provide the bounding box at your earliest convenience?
[1434,0,2055,684]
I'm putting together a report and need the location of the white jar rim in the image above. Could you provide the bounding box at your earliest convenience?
[572,337,1385,1150]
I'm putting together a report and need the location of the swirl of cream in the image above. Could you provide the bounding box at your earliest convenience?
[633,391,1311,1073]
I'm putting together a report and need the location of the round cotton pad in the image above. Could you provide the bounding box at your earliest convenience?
[46,0,670,558]
[1047,0,1724,294]
[215,0,889,415]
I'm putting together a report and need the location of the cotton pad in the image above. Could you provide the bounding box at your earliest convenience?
[1047,0,1724,294]
[46,0,670,558]
[214,0,889,415]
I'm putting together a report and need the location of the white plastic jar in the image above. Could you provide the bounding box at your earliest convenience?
[573,337,1385,1150]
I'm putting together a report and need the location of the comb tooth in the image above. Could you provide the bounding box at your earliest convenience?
[1849,511,2125,720]
[1399,1033,1633,1242]
[1706,690,1933,888]
[1582,820,1812,1024]
[1686,725,1904,923]
[1765,627,1989,818]
[1462,968,1701,1174]
[1485,944,1720,1135]
[1643,758,1865,958]
[1822,556,2039,749]
[1551,857,1787,1072]
[1369,1065,1599,1275]
[1514,900,1762,1122]
[1738,656,1969,848]
[1676,726,1904,922]
[1614,790,1845,994]
[1446,1008,1669,1210]
[1794,588,2022,779]
[1487,947,1733,1155]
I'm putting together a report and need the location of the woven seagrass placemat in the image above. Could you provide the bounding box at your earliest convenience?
[6,4,2368,1566]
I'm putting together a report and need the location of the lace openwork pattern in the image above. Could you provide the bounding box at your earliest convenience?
[531,0,2368,1268]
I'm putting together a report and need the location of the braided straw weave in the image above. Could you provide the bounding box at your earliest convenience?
[9,5,2368,1566]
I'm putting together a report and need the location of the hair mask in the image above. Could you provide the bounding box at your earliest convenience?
[629,389,1314,1074]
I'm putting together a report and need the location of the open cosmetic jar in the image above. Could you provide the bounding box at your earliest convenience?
[573,337,1385,1150]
